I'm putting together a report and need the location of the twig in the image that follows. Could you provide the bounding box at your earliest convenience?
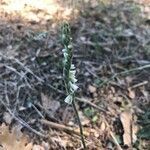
[13,85,25,113]
[37,103,58,122]
[76,97,106,113]
[40,119,89,137]
[130,80,148,89]
[4,81,10,105]
[76,97,122,149]
[0,53,44,83]
[99,64,150,87]
[0,99,46,137]
[12,113,46,137]
[12,58,44,83]
[4,65,23,77]
[118,64,150,75]
[105,121,123,150]
[31,103,45,119]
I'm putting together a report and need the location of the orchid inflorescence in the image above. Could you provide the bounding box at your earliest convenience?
[61,22,86,149]
[61,22,78,104]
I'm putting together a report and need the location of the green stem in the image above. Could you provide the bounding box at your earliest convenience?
[72,95,86,149]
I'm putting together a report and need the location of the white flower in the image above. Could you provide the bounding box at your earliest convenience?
[69,81,78,92]
[70,70,76,75]
[71,64,75,69]
[71,77,77,83]
[62,48,67,53]
[62,34,66,41]
[64,94,73,104]
[63,53,68,60]
[62,49,68,64]
[68,44,73,49]
[69,69,77,83]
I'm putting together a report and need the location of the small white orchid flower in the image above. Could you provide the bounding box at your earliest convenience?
[69,71,77,83]
[64,94,73,104]
[71,64,75,69]
[70,76,77,83]
[69,81,78,92]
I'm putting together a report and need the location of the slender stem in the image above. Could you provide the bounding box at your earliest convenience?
[72,95,86,149]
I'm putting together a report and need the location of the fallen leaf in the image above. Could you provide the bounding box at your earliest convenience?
[128,88,135,99]
[88,85,96,93]
[42,141,50,150]
[41,93,60,112]
[120,111,132,146]
[62,107,74,124]
[32,145,45,150]
[100,121,106,132]
[0,123,33,150]
[78,111,90,126]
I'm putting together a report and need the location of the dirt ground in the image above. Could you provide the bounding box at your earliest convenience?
[0,0,150,149]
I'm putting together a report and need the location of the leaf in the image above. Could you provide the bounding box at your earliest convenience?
[88,85,96,93]
[128,88,135,99]
[92,115,98,123]
[32,145,45,150]
[0,123,33,150]
[84,107,95,118]
[120,111,132,146]
[41,93,60,112]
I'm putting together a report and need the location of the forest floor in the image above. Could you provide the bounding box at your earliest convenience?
[0,0,150,149]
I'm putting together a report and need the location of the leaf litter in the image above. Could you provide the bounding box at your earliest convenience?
[0,0,149,149]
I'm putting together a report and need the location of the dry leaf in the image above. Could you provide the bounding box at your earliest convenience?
[128,88,135,99]
[32,145,45,150]
[78,111,90,126]
[3,112,13,124]
[41,93,60,112]
[88,85,96,93]
[0,123,33,150]
[100,121,106,132]
[120,111,132,146]
[62,107,75,124]
[42,141,50,150]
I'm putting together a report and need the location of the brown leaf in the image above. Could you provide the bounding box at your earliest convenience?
[41,93,60,112]
[120,111,132,146]
[42,141,50,150]
[32,145,45,150]
[128,88,135,99]
[120,111,138,146]
[78,111,90,126]
[100,121,106,132]
[0,123,33,150]
[88,85,96,93]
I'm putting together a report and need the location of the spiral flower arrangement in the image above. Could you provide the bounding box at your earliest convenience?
[61,22,86,149]
[61,22,78,104]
